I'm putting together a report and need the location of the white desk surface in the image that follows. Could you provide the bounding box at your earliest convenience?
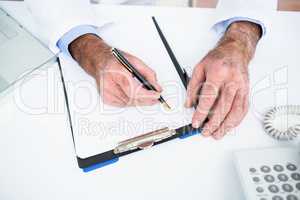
[0,2,299,200]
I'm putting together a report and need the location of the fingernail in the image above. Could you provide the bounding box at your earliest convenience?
[192,121,200,128]
[202,123,212,135]
[202,128,210,137]
[184,101,189,108]
[184,99,191,108]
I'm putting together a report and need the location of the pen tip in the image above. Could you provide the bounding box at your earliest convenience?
[163,102,172,111]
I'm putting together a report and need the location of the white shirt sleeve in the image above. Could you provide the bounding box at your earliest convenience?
[212,3,272,39]
[25,0,269,55]
[25,0,107,52]
[212,17,266,37]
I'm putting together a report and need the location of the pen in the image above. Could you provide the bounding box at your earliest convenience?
[111,48,171,110]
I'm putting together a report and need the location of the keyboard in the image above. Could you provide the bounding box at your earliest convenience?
[234,147,300,200]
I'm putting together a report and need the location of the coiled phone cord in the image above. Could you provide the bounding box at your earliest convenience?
[263,105,300,141]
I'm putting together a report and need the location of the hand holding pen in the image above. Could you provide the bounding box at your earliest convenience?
[69,34,165,107]
[112,48,171,109]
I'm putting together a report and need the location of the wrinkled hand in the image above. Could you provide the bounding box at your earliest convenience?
[69,34,162,107]
[185,21,262,139]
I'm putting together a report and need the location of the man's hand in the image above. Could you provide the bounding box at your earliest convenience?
[69,34,162,107]
[185,21,262,140]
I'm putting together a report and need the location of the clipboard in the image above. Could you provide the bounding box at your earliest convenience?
[58,17,202,172]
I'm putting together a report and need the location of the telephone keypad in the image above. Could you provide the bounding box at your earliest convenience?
[248,163,300,199]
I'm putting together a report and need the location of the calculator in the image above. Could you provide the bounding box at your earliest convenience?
[234,147,300,200]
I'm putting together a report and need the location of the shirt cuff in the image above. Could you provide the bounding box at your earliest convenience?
[212,17,266,37]
[57,25,100,57]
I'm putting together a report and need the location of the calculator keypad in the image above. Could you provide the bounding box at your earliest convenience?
[249,162,300,200]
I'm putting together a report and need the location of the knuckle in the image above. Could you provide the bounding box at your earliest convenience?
[187,88,198,99]
[204,82,219,93]
[199,95,215,107]
[188,82,202,95]
[193,68,204,80]
[210,112,222,124]
[214,66,229,78]
[225,87,237,98]
[194,109,207,120]
[225,82,238,91]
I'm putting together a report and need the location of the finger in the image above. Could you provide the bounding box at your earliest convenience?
[116,70,161,105]
[212,89,248,140]
[113,84,130,105]
[129,57,163,92]
[202,83,238,137]
[134,84,161,101]
[192,80,221,128]
[185,63,205,108]
[122,77,160,101]
[97,75,129,105]
[102,92,127,107]
[127,98,158,107]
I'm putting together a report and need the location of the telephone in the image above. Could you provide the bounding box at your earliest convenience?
[263,105,300,141]
[235,105,300,199]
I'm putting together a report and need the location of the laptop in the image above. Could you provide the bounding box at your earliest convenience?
[0,8,55,97]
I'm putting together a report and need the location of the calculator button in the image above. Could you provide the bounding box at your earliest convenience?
[265,175,275,183]
[291,173,300,181]
[256,187,264,193]
[282,184,294,193]
[286,194,298,200]
[274,165,284,172]
[261,166,271,173]
[278,174,289,182]
[249,168,257,173]
[296,182,300,190]
[286,164,297,171]
[268,185,279,193]
[253,177,260,183]
[272,196,284,200]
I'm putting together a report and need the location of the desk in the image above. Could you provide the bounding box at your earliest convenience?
[0,2,299,200]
